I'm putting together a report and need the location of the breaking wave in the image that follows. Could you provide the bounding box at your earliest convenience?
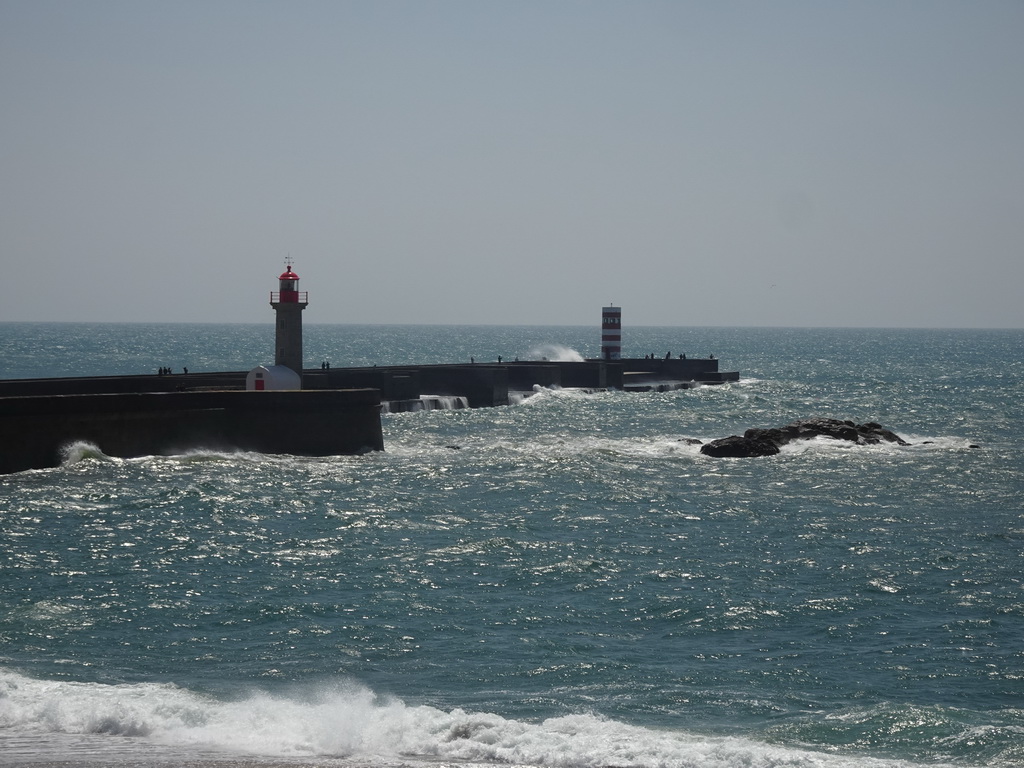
[59,440,111,465]
[0,669,956,767]
[526,344,585,362]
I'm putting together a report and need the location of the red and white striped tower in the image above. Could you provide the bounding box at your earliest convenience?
[601,305,621,360]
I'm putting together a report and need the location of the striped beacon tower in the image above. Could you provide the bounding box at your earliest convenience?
[601,306,621,360]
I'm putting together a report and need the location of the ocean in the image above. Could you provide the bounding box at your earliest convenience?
[1,323,1022,768]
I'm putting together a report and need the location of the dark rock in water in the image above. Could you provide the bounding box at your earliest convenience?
[677,437,704,446]
[700,418,909,458]
[700,434,780,458]
[781,418,909,446]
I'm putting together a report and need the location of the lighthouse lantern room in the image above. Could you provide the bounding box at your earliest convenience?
[270,264,309,381]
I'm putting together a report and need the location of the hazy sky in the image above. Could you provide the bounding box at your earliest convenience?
[2,1,1022,327]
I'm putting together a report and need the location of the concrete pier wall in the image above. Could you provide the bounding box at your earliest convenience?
[506,363,561,390]
[560,361,620,389]
[615,357,739,384]
[315,368,422,402]
[417,365,509,408]
[0,389,382,475]
[0,357,737,474]
[0,372,248,397]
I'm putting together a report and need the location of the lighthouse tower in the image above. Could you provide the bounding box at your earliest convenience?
[601,305,621,360]
[270,264,308,380]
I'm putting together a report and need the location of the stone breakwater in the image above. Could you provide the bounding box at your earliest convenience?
[0,357,739,473]
[700,417,910,458]
[0,389,384,475]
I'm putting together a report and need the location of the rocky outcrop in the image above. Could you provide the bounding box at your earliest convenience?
[700,418,909,458]
[700,433,781,458]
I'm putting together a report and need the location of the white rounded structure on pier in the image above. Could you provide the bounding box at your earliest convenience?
[246,365,301,391]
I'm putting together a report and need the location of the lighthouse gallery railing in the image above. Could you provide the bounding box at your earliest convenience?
[270,292,308,303]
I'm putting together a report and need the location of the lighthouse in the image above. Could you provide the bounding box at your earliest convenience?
[601,306,621,360]
[270,264,308,381]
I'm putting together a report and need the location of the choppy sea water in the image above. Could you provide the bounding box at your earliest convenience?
[0,323,1022,768]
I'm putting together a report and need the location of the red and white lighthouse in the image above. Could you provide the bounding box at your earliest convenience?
[601,305,621,360]
[270,264,308,380]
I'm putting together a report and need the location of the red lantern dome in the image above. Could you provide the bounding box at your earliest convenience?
[277,265,301,302]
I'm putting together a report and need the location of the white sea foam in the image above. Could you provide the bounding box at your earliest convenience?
[56,442,306,470]
[777,434,977,456]
[417,394,470,411]
[381,435,710,464]
[526,344,585,362]
[0,669,941,768]
[501,434,707,460]
[517,385,597,406]
[898,434,982,451]
[59,440,111,465]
